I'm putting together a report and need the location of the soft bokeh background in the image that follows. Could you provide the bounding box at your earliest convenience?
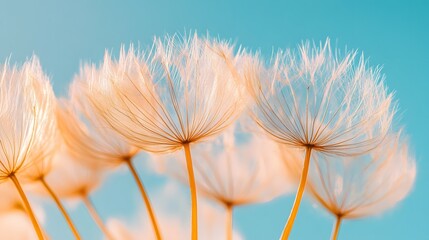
[1,0,428,239]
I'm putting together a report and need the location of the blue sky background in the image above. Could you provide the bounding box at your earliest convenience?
[1,0,428,239]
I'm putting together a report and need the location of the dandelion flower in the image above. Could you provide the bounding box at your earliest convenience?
[152,121,295,240]
[82,33,246,239]
[0,57,56,240]
[246,39,396,238]
[299,133,415,240]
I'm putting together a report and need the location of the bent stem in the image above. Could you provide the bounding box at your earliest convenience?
[184,143,198,240]
[125,159,162,240]
[280,146,312,240]
[40,178,81,240]
[330,216,342,240]
[9,173,45,240]
[82,195,115,240]
[226,203,233,240]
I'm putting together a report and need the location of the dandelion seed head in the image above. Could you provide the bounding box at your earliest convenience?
[299,132,416,219]
[0,57,57,182]
[246,39,396,156]
[82,33,247,153]
[57,95,139,168]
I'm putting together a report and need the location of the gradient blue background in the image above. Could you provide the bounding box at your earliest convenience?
[1,0,428,239]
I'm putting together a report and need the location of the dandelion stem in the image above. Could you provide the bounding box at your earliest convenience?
[226,203,233,240]
[330,216,342,240]
[40,178,81,240]
[125,159,162,240]
[9,173,45,240]
[280,146,312,240]
[184,143,198,240]
[82,195,115,240]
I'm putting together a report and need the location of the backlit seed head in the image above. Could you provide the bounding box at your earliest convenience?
[81,33,247,153]
[246,39,395,156]
[287,132,416,219]
[56,97,138,168]
[0,57,57,182]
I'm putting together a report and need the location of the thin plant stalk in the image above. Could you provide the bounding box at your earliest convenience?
[82,195,115,240]
[40,178,82,240]
[330,216,342,240]
[226,204,233,240]
[184,143,198,240]
[9,173,45,240]
[281,146,313,239]
[125,159,162,240]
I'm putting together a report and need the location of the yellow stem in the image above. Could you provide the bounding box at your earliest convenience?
[330,216,342,240]
[9,173,45,240]
[82,195,115,240]
[183,143,198,240]
[280,146,312,240]
[126,159,162,240]
[40,178,81,240]
[226,204,233,240]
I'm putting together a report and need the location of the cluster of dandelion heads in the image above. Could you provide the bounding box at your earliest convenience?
[0,57,57,182]
[152,121,295,206]
[246,39,395,156]
[300,132,416,219]
[0,32,416,240]
[75,33,249,240]
[83,33,247,153]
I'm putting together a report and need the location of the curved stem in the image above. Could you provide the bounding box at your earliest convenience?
[40,178,81,240]
[125,159,162,240]
[183,143,198,240]
[226,204,233,240]
[280,146,312,240]
[9,174,45,240]
[330,216,342,240]
[82,195,115,240]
